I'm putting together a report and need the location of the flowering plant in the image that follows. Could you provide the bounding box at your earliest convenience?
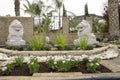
[83,57,101,72]
[1,61,14,75]
[14,56,24,67]
[46,58,79,72]
[28,57,40,74]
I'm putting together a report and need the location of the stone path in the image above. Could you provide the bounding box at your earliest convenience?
[100,54,120,72]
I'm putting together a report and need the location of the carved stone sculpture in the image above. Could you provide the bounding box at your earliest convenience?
[6,19,26,46]
[74,20,98,45]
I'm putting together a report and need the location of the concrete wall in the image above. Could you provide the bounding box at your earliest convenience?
[0,17,34,45]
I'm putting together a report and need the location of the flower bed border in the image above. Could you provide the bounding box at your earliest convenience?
[0,43,117,56]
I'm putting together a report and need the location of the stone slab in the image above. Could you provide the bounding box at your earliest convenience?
[100,55,120,72]
[33,72,83,77]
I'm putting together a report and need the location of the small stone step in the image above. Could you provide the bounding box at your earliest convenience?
[100,58,120,72]
[33,72,83,78]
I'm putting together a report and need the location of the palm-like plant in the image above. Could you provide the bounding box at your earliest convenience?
[23,0,43,17]
[52,0,63,29]
[14,0,20,16]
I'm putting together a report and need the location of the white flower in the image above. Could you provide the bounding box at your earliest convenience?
[89,59,92,62]
[62,60,66,63]
[90,63,94,66]
[54,61,57,64]
[27,61,30,64]
[96,63,100,66]
[31,62,34,65]
[2,67,7,71]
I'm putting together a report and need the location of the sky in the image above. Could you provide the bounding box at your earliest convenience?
[0,0,107,17]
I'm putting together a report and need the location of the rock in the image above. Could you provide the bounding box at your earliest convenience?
[6,19,26,46]
[74,20,99,45]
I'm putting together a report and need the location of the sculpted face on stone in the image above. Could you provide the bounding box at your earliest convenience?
[77,20,91,37]
[6,19,26,46]
[74,20,98,45]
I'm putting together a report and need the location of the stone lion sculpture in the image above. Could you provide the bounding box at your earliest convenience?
[74,20,98,45]
[6,19,26,46]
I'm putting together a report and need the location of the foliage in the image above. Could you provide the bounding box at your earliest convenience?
[52,0,63,28]
[56,34,66,50]
[69,17,79,32]
[23,0,43,16]
[14,56,24,67]
[46,58,57,70]
[1,62,14,75]
[63,4,67,17]
[113,38,120,45]
[14,0,20,16]
[41,16,51,32]
[5,45,26,51]
[46,58,79,72]
[84,3,89,17]
[78,35,88,50]
[28,57,40,74]
[92,18,99,33]
[92,18,108,33]
[29,36,44,50]
[83,57,101,73]
[64,45,75,50]
[57,59,79,72]
[99,22,108,33]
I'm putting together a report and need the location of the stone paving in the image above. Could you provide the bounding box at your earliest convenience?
[100,54,120,72]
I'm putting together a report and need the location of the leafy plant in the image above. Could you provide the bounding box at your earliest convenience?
[56,34,66,50]
[46,58,57,70]
[69,17,79,32]
[114,38,120,45]
[29,36,44,50]
[86,62,99,73]
[14,56,24,67]
[92,18,99,33]
[46,58,79,72]
[78,35,88,50]
[99,22,108,33]
[83,57,101,73]
[28,57,40,74]
[1,63,14,75]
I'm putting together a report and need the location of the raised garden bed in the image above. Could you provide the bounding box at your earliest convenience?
[0,62,111,76]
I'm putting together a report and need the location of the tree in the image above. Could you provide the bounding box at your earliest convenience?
[84,3,89,18]
[63,4,67,17]
[23,0,43,17]
[14,0,20,16]
[108,0,120,39]
[52,0,63,29]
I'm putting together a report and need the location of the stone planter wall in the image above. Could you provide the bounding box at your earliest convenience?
[0,17,34,45]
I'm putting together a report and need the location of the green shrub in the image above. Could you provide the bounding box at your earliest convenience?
[46,58,79,72]
[56,34,66,50]
[5,45,25,51]
[114,39,120,45]
[29,36,44,50]
[46,58,57,70]
[99,22,108,33]
[1,63,14,75]
[28,57,40,74]
[64,45,75,50]
[83,57,101,73]
[78,35,88,50]
[14,56,24,67]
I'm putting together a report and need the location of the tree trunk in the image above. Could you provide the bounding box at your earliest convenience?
[14,0,20,16]
[108,0,120,39]
[58,8,61,29]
